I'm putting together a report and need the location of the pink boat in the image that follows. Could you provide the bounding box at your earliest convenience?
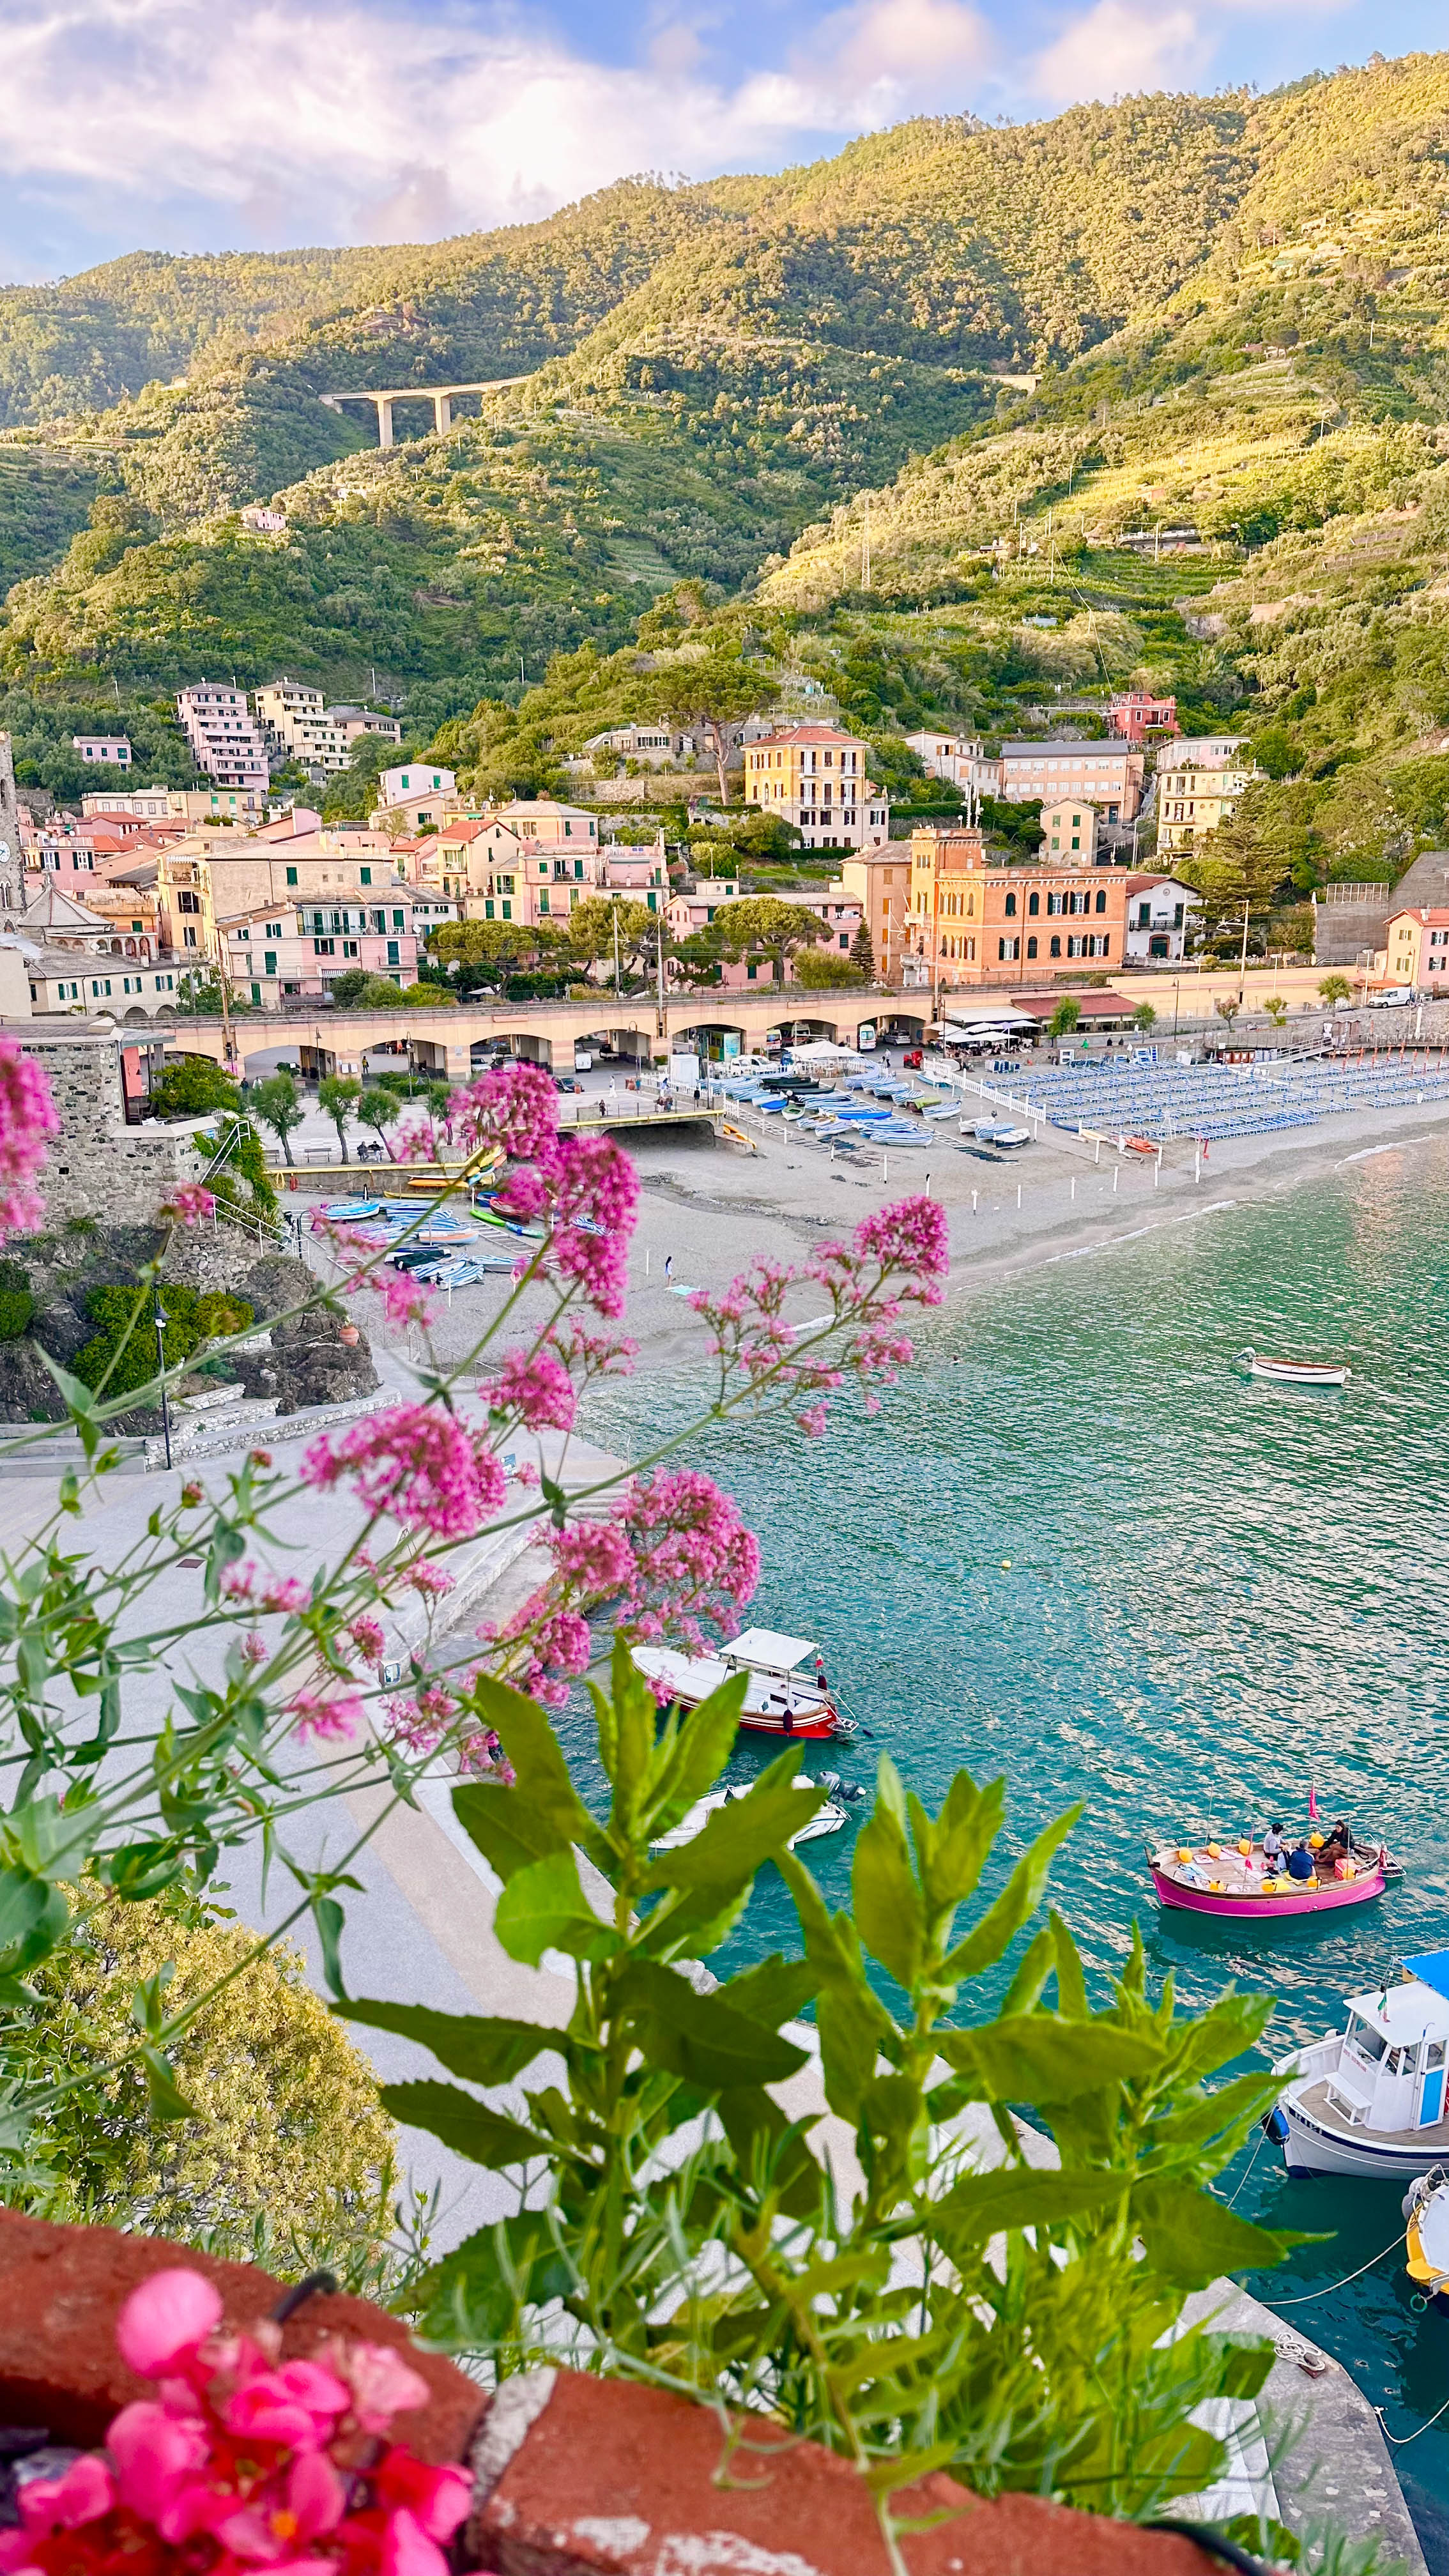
[1147,1837,1390,1920]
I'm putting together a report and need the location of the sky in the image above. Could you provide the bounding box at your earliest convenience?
[0,0,1444,287]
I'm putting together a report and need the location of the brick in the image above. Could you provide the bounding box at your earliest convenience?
[468,2367,1215,2576]
[0,2209,483,2462]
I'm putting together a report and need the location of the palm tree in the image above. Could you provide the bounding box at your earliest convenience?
[355,1088,401,1160]
[1132,1002,1157,1032]
[318,1073,362,1163]
[249,1071,305,1168]
[1317,973,1353,1007]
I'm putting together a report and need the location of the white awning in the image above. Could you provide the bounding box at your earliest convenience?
[720,1627,820,1675]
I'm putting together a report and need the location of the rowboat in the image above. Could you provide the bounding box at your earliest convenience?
[1237,1347,1350,1387]
[649,1775,848,1853]
[1147,1831,1390,1920]
[632,1627,857,1740]
[1270,1951,1449,2181]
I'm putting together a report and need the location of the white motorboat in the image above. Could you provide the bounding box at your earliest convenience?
[632,1627,857,1740]
[649,1775,848,1853]
[1238,1347,1350,1388]
[1270,1949,1449,2179]
[1405,2169,1449,2304]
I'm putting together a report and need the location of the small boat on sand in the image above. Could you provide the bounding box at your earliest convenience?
[632,1627,857,1740]
[649,1775,848,1853]
[1147,1828,1392,1920]
[1270,1951,1449,2181]
[1237,1347,1350,1387]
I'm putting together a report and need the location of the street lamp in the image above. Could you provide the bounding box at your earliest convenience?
[153,1287,172,1471]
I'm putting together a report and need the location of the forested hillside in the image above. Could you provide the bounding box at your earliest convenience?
[3,47,1449,890]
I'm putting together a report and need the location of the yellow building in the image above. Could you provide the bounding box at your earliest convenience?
[1156,760,1259,857]
[744,724,889,852]
[1383,907,1449,992]
[836,850,910,979]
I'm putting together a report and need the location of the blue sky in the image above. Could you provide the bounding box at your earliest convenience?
[0,0,1443,287]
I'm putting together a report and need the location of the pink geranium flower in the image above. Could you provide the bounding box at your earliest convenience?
[116,2267,223,2377]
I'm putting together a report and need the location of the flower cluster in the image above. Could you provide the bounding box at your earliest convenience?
[301,1405,505,1542]
[288,1685,365,1745]
[0,1038,59,1237]
[691,1192,947,1436]
[479,1342,576,1433]
[0,2265,470,2576]
[164,1184,218,1230]
[484,1467,760,1703]
[220,1565,312,1617]
[385,1679,511,1779]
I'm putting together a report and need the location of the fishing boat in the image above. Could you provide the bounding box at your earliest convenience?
[1237,1348,1351,1388]
[1404,2170,1449,2304]
[1147,1828,1391,1920]
[1271,1952,1449,2180]
[649,1775,848,1853]
[632,1627,857,1740]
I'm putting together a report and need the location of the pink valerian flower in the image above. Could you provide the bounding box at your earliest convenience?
[480,1342,576,1432]
[4,2263,470,2576]
[445,1059,559,1166]
[401,1556,454,1598]
[0,1038,59,1236]
[394,1118,440,1164]
[221,1562,312,1616]
[289,1687,365,1745]
[348,1613,386,1665]
[688,1193,946,1438]
[240,1631,269,1667]
[489,1469,758,1698]
[378,1269,438,1332]
[164,1183,217,1229]
[301,1404,504,1541]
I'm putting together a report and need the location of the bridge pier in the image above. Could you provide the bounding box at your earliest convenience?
[433,393,452,435]
[376,397,394,452]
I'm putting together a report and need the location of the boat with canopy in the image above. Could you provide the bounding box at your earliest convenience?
[1270,1951,1449,2180]
[632,1627,857,1740]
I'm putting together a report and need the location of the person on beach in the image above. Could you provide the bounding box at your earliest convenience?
[664,1254,673,1284]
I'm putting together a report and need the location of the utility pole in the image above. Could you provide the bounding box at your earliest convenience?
[656,916,667,1048]
[1238,896,1250,1004]
[861,492,871,594]
[613,900,622,999]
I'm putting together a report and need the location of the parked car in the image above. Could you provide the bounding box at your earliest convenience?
[554,1075,584,1094]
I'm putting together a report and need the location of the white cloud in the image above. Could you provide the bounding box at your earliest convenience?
[0,0,1000,280]
[1031,0,1209,105]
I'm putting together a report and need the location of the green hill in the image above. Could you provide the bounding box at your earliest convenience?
[4,47,1449,870]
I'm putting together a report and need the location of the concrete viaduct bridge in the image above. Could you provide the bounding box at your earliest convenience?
[319,377,533,448]
[168,988,926,1085]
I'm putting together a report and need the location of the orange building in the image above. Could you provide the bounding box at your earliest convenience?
[907,825,1131,989]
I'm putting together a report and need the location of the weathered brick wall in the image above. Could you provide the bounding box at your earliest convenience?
[23,1034,204,1227]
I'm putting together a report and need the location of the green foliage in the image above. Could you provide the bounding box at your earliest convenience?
[355,1089,401,1149]
[329,969,408,1007]
[318,1073,361,1160]
[150,1054,241,1119]
[8,1882,397,2271]
[1049,998,1082,1037]
[249,1071,304,1164]
[714,896,827,974]
[72,1284,254,1402]
[1133,1002,1158,1032]
[792,947,861,988]
[344,1644,1295,2537]
[0,1261,34,1342]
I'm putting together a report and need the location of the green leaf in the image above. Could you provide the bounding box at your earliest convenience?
[1131,2179,1307,2284]
[611,1958,808,2089]
[999,1924,1055,2019]
[95,1842,185,1901]
[312,1896,348,1999]
[935,2013,1164,2104]
[379,2078,549,2168]
[471,1676,608,1865]
[141,2045,198,2122]
[935,2162,1129,2245]
[0,1867,69,1974]
[1050,1909,1089,2019]
[452,1777,560,1883]
[941,1804,1081,1982]
[642,1747,816,1894]
[339,1997,562,2086]
[494,1850,620,1968]
[915,1768,1006,1915]
[416,2210,578,2346]
[643,1663,750,1838]
[718,1952,820,2028]
[852,1777,924,1990]
[7,1793,93,1885]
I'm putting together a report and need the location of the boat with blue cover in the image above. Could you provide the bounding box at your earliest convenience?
[1271,1948,1448,2179]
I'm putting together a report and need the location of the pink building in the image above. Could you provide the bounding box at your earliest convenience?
[175,683,269,795]
[665,880,861,987]
[219,889,417,1005]
[1108,690,1179,747]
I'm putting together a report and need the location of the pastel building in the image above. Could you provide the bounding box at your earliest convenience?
[744,724,889,851]
[174,685,268,797]
[907,825,1130,989]
[997,740,1144,822]
[72,735,132,770]
[1122,875,1201,963]
[219,891,417,1006]
[1108,691,1179,747]
[1155,757,1261,859]
[903,732,998,797]
[664,880,861,987]
[1039,798,1099,866]
[837,850,910,980]
[1383,908,1449,993]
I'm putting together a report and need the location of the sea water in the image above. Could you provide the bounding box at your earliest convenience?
[576,1128,1449,2550]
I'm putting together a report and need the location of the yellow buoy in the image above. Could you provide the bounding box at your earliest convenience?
[1238,1839,1252,1856]
[1309,1831,1324,1850]
[1002,1559,1011,1570]
[1206,1842,1220,1859]
[1176,1846,1192,1863]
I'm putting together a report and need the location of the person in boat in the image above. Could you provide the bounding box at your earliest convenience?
[1262,1821,1286,1870]
[1320,1818,1352,1865]
[815,1654,829,1692]
[1287,1838,1315,1882]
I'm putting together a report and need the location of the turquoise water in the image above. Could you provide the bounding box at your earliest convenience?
[575,1131,1449,2553]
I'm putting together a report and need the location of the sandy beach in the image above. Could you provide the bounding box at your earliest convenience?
[305,1077,1449,1389]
